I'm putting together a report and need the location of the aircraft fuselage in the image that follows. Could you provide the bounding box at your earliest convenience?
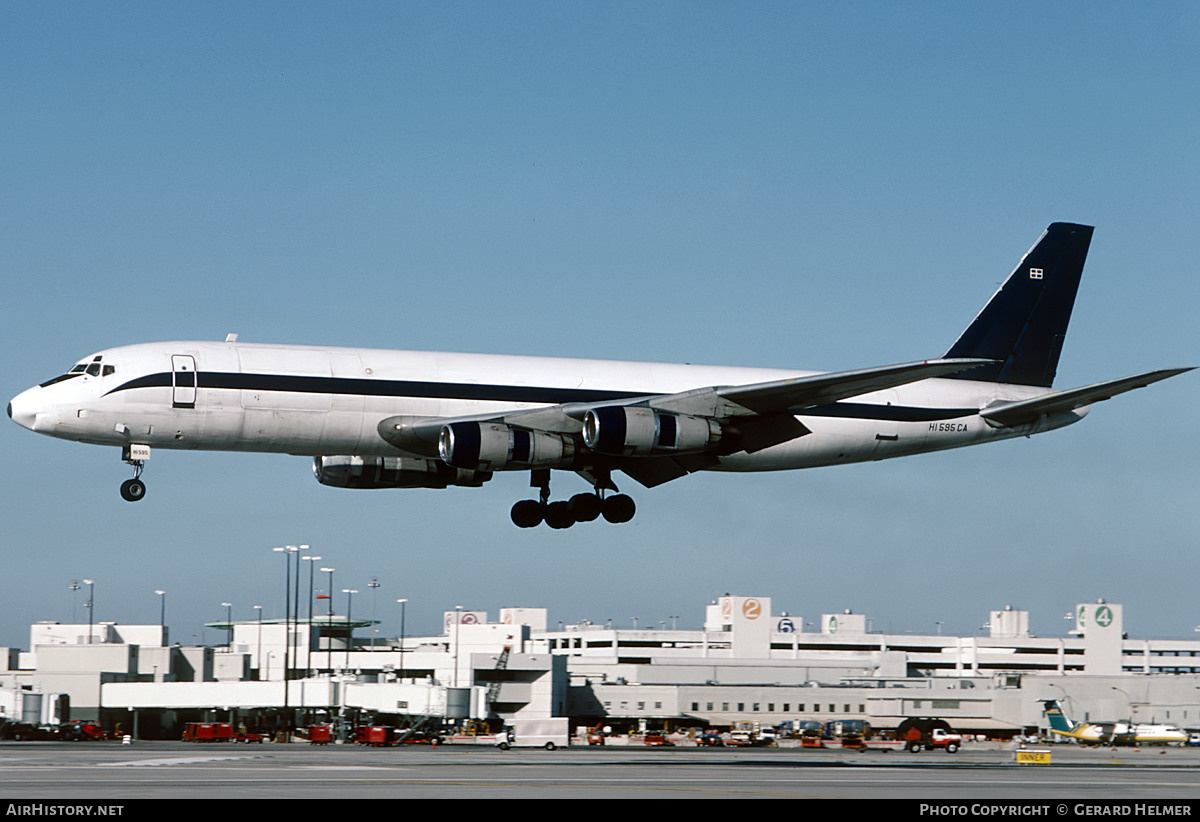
[9,340,1072,472]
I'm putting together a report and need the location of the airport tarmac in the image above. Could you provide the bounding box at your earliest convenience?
[0,741,1198,800]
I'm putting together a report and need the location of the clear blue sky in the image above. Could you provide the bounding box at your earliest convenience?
[2,2,1197,649]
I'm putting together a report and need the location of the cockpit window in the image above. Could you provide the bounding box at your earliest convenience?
[39,357,108,387]
[40,372,82,387]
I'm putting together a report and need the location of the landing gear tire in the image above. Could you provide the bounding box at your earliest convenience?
[544,501,575,529]
[510,500,545,528]
[601,493,636,524]
[120,478,147,502]
[513,469,636,528]
[567,493,602,523]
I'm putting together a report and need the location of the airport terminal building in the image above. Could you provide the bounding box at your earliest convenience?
[2,595,1199,739]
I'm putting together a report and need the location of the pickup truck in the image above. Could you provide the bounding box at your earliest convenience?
[903,727,962,753]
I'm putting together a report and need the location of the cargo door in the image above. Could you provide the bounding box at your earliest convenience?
[172,355,198,408]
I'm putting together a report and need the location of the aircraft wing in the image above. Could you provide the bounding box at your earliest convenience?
[376,358,995,483]
[709,358,996,415]
[980,368,1193,428]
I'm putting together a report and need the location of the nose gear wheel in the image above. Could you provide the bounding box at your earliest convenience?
[120,446,148,503]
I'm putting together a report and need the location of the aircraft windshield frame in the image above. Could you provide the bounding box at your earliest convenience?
[38,357,114,387]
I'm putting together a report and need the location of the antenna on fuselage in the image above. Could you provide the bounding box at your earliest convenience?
[225,333,238,342]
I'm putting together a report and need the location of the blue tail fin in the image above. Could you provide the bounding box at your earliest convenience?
[1041,699,1075,733]
[944,222,1093,387]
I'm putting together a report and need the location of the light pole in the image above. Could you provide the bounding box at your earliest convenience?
[1111,686,1141,726]
[83,580,95,643]
[222,602,233,648]
[342,589,358,668]
[254,605,263,678]
[396,598,408,680]
[321,567,335,673]
[453,605,463,687]
[302,553,322,676]
[292,546,306,685]
[368,577,380,650]
[273,546,298,718]
[69,580,81,623]
[155,590,166,631]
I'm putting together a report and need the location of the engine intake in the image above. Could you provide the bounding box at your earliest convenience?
[313,455,490,489]
[438,422,576,471]
[582,407,722,457]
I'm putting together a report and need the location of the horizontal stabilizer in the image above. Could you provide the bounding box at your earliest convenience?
[980,368,1193,427]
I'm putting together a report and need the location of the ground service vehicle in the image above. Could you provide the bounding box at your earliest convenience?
[843,733,906,752]
[496,718,569,750]
[182,722,233,742]
[903,727,962,753]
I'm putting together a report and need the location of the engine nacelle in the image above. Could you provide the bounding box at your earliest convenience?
[438,422,576,471]
[313,455,491,489]
[582,407,722,457]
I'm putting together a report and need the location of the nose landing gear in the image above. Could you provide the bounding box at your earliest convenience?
[510,469,636,529]
[120,444,150,502]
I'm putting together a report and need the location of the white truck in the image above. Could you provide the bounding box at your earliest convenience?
[496,718,570,750]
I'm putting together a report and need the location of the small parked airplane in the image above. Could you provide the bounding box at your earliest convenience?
[1041,699,1189,746]
[8,223,1191,527]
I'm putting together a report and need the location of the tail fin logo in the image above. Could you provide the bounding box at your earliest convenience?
[1029,268,1044,279]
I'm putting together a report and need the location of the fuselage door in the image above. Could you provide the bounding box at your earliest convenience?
[872,389,901,452]
[172,355,198,408]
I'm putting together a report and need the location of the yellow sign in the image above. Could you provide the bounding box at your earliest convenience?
[1015,749,1052,765]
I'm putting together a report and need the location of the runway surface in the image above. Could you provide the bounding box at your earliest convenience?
[1,741,1198,800]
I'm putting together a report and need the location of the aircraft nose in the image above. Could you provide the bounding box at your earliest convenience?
[8,387,43,431]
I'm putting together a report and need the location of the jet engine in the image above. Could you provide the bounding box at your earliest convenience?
[313,455,491,489]
[438,422,576,471]
[582,406,722,457]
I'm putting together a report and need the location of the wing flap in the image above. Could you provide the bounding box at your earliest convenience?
[712,358,996,416]
[615,454,719,488]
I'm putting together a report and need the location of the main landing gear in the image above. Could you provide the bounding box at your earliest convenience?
[120,444,150,502]
[510,469,636,529]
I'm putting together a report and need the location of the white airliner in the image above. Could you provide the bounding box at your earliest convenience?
[8,223,1191,528]
[1041,700,1189,746]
